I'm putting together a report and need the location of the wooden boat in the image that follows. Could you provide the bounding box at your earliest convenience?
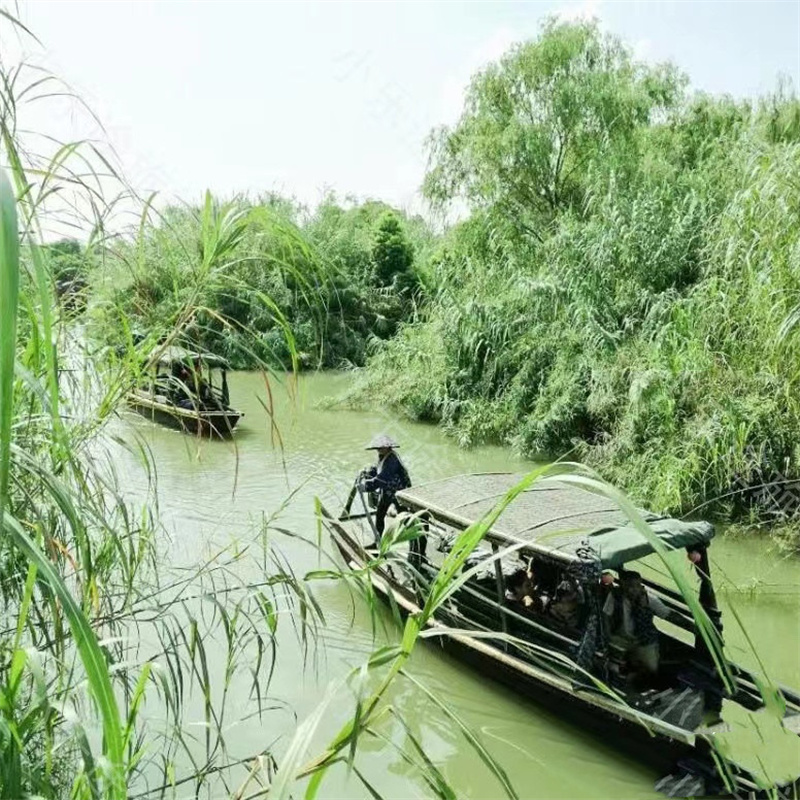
[321,473,800,797]
[126,346,243,437]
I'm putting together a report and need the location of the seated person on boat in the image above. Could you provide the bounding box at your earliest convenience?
[191,358,220,410]
[504,562,546,612]
[602,570,682,679]
[168,363,192,407]
[504,563,587,631]
[169,361,220,411]
[548,574,585,629]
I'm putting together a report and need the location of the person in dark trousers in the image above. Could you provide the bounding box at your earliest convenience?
[360,433,411,546]
[602,570,682,681]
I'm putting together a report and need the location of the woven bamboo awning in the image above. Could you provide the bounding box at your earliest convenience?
[396,473,714,567]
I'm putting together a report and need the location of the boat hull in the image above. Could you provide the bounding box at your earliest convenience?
[127,394,242,437]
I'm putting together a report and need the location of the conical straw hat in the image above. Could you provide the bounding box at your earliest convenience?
[365,433,400,450]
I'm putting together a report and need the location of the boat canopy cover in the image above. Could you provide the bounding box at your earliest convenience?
[396,473,714,568]
[149,346,230,369]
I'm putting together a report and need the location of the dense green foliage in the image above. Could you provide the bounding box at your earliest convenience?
[66,16,800,534]
[45,239,86,282]
[354,19,800,533]
[90,16,800,533]
[100,194,429,369]
[0,27,328,797]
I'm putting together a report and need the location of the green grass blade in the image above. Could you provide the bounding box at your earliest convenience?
[0,165,19,519]
[400,670,517,800]
[2,510,126,798]
[0,8,41,42]
[269,683,339,800]
[0,165,125,797]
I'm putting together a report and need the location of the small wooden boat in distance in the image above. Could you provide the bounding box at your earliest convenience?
[127,345,243,437]
[322,472,800,798]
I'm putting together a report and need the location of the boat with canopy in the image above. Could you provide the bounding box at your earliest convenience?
[322,472,800,797]
[127,345,243,436]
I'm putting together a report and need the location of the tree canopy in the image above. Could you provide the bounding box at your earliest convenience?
[424,19,685,240]
[354,18,800,535]
[372,211,415,290]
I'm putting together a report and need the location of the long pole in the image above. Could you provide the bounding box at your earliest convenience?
[339,481,359,520]
[492,542,509,652]
[357,483,380,542]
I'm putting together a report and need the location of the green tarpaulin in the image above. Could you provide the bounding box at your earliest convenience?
[587,517,715,569]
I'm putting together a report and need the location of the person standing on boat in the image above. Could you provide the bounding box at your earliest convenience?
[360,434,411,542]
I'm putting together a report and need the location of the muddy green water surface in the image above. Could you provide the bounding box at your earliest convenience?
[116,372,800,799]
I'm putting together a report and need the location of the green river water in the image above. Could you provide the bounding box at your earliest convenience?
[115,371,800,799]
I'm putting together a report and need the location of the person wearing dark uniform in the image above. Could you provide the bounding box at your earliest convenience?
[360,434,411,542]
[602,570,681,679]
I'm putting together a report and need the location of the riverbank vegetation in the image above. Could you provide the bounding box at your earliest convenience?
[348,19,800,540]
[91,193,433,370]
[84,17,800,539]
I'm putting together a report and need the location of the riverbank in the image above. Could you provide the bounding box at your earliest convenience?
[341,368,800,553]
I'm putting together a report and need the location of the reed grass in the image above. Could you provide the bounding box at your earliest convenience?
[0,164,17,515]
[0,14,335,797]
[96,193,432,373]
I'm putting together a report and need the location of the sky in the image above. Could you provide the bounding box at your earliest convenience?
[6,0,800,220]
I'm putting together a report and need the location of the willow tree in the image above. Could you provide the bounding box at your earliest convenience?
[424,18,686,241]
